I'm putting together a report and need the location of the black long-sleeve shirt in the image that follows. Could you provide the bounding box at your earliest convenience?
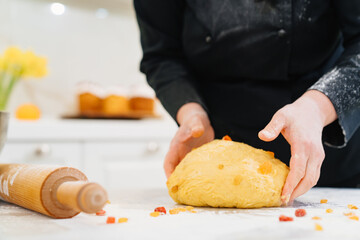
[134,0,360,150]
[135,0,360,150]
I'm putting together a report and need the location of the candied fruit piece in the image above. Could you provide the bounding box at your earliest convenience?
[169,209,180,215]
[106,216,115,224]
[295,209,306,217]
[118,218,128,223]
[279,215,293,222]
[218,164,224,170]
[177,208,186,212]
[326,209,333,213]
[154,207,166,214]
[96,210,106,216]
[348,204,358,210]
[344,212,355,216]
[171,185,179,193]
[349,216,359,221]
[315,223,323,231]
[150,212,160,217]
[320,199,328,204]
[312,216,321,220]
[185,206,194,211]
[233,175,242,185]
[191,210,197,213]
[222,135,232,141]
[106,200,111,204]
[266,151,275,158]
[258,161,273,175]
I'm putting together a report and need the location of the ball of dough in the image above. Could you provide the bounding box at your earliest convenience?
[167,139,289,208]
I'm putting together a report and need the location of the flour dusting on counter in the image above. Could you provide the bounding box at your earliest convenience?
[1,188,360,240]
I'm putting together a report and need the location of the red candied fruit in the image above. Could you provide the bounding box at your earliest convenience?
[279,215,294,222]
[295,209,307,217]
[154,207,167,215]
[96,210,106,216]
[106,216,116,224]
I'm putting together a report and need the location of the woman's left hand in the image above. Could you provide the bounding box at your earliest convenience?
[258,90,337,204]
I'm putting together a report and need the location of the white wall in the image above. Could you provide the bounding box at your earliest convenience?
[0,0,147,116]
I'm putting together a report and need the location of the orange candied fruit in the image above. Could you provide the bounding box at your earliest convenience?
[171,185,179,193]
[315,223,323,231]
[222,135,232,141]
[257,161,273,175]
[320,199,328,204]
[169,208,180,215]
[96,210,106,216]
[106,216,116,224]
[348,204,358,210]
[344,212,355,216]
[177,208,186,212]
[185,206,194,211]
[266,151,275,158]
[15,103,41,120]
[150,212,160,217]
[118,218,128,223]
[233,175,242,185]
[312,216,321,220]
[326,209,333,213]
[349,216,359,221]
[106,200,111,204]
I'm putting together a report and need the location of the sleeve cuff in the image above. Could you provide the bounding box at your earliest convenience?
[155,79,208,124]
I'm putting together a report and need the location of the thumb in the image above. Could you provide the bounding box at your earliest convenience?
[258,112,286,142]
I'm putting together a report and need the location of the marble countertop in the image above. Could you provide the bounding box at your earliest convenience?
[1,187,360,240]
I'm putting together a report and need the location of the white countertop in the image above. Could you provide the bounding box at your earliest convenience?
[1,187,360,240]
[7,118,178,141]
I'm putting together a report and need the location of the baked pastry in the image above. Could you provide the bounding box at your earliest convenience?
[77,82,104,116]
[102,95,130,116]
[129,84,155,113]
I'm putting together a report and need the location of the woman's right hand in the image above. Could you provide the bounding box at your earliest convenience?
[164,103,215,178]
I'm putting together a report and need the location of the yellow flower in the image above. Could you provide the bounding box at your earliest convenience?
[22,51,48,78]
[0,57,4,71]
[1,46,47,78]
[0,46,48,110]
[3,47,23,71]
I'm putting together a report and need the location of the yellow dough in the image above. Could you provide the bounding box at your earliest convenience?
[167,139,289,208]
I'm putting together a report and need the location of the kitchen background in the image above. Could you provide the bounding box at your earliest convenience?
[0,0,178,191]
[1,0,151,114]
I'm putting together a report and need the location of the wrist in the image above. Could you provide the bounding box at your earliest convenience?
[301,90,337,126]
[177,102,209,126]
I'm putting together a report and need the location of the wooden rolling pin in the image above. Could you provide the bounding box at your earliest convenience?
[0,164,108,219]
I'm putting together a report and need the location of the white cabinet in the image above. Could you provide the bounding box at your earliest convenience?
[4,119,177,189]
[83,141,169,190]
[1,142,82,169]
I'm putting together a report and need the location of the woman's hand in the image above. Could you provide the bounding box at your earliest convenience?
[164,103,215,178]
[258,90,337,204]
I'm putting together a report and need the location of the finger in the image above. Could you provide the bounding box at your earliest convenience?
[191,124,205,138]
[179,116,204,142]
[281,144,309,204]
[258,111,286,142]
[289,149,324,201]
[163,144,180,179]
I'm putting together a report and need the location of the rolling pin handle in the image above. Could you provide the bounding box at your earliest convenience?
[56,181,108,214]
